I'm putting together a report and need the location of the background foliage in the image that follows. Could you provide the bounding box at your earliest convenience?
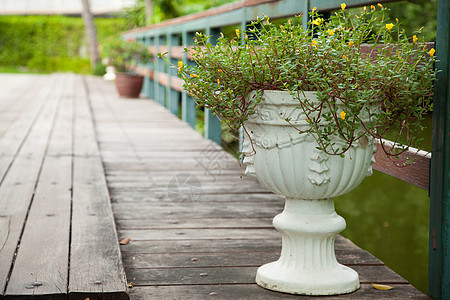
[0,15,126,73]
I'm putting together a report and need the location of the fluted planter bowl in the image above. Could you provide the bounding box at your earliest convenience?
[243,90,377,295]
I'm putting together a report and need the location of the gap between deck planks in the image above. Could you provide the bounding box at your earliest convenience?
[84,75,430,299]
[0,74,128,300]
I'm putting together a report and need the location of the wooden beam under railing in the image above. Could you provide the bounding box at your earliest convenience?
[373,139,430,190]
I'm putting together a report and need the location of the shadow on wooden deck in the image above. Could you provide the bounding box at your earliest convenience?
[0,74,430,299]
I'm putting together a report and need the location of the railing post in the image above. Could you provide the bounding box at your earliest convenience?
[157,35,167,106]
[181,31,197,129]
[167,33,180,116]
[204,27,222,145]
[429,0,450,298]
[143,35,154,100]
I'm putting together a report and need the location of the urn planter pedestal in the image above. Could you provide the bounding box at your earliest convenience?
[243,90,376,295]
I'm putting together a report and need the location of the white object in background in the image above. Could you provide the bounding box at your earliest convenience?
[103,66,116,80]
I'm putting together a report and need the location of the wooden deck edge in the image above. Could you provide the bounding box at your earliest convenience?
[68,75,129,297]
[68,291,130,300]
[1,291,130,300]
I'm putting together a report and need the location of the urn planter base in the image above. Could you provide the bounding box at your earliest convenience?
[255,198,360,295]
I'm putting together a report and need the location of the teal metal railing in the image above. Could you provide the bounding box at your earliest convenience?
[122,0,449,298]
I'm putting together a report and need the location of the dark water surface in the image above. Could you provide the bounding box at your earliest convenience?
[335,170,429,294]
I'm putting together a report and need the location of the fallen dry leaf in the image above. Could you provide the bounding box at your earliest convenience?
[372,283,394,290]
[119,237,130,245]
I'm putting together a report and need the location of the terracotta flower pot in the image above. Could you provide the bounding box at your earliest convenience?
[114,73,144,98]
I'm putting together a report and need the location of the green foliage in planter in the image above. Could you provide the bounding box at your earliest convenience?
[102,37,152,73]
[160,4,435,162]
[0,15,126,73]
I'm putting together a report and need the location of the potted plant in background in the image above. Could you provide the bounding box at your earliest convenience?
[103,37,151,98]
[160,3,435,295]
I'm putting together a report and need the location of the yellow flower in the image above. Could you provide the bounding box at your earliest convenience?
[371,5,375,10]
[340,111,346,120]
[348,41,354,47]
[190,74,198,78]
[178,61,183,69]
[311,40,319,48]
[377,3,383,8]
[312,18,324,26]
[312,7,317,12]
[327,29,335,36]
[395,18,399,22]
[217,78,220,85]
[218,69,223,73]
[413,35,418,43]
[341,3,346,10]
[429,48,435,57]
[386,23,394,31]
[363,6,367,12]
[235,29,240,38]
[342,55,348,60]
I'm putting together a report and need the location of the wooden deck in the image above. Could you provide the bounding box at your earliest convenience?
[0,73,430,299]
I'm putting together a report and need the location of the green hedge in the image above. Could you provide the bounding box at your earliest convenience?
[0,15,126,73]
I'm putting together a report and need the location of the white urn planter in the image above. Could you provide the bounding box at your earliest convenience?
[243,90,377,295]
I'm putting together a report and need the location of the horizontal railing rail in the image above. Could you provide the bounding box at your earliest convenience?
[122,0,449,298]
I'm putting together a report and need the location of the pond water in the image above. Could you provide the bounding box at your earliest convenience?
[335,170,429,294]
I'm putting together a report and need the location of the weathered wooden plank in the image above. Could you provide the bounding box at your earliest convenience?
[128,283,430,299]
[112,203,283,220]
[115,216,275,229]
[5,78,73,296]
[119,228,280,241]
[5,155,72,297]
[118,235,370,254]
[110,191,279,204]
[0,75,53,183]
[125,265,407,286]
[0,75,62,295]
[69,75,128,299]
[121,249,383,268]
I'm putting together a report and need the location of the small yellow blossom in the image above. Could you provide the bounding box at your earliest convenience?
[218,69,223,73]
[377,3,383,8]
[217,78,220,85]
[342,54,348,60]
[312,18,324,26]
[412,35,418,43]
[395,18,399,22]
[371,5,375,10]
[429,48,435,57]
[327,29,335,36]
[311,40,319,48]
[340,111,346,120]
[190,74,198,78]
[386,23,394,31]
[178,61,183,69]
[235,29,240,37]
[312,7,317,12]
[341,3,346,10]
[348,41,354,47]
[363,6,367,12]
